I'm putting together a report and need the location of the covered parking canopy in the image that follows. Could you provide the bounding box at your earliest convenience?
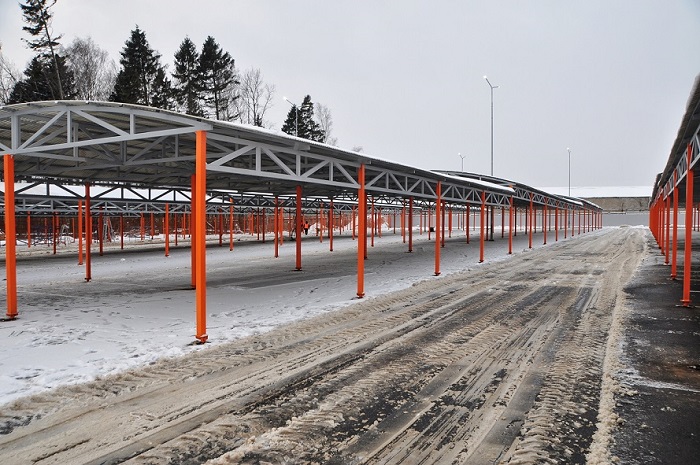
[1,101,601,342]
[650,73,700,305]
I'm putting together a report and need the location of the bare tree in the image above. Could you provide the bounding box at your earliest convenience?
[0,45,21,104]
[314,102,337,145]
[20,0,65,99]
[218,76,241,121]
[64,36,116,100]
[236,67,275,127]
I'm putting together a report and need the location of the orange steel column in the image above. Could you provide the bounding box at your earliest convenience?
[508,196,513,255]
[140,212,144,241]
[329,199,334,252]
[230,200,235,251]
[682,143,694,306]
[364,194,369,259]
[274,196,279,258]
[78,200,84,265]
[578,209,582,235]
[588,209,592,232]
[528,193,534,249]
[671,172,679,279]
[120,214,124,250]
[165,203,170,257]
[52,212,57,255]
[665,195,671,264]
[262,208,267,243]
[449,206,453,238]
[220,210,225,246]
[435,182,442,276]
[660,203,664,237]
[279,208,284,244]
[441,202,446,248]
[425,210,429,236]
[194,130,208,344]
[174,213,178,246]
[401,203,406,243]
[190,175,196,288]
[661,198,666,253]
[352,205,356,240]
[370,197,375,247]
[543,204,548,245]
[408,196,414,252]
[3,155,17,319]
[150,212,155,239]
[357,164,366,298]
[660,201,665,246]
[555,206,559,242]
[571,208,575,237]
[98,208,104,256]
[295,185,303,271]
[501,207,505,238]
[85,183,92,282]
[466,204,470,243]
[27,214,31,249]
[479,191,486,263]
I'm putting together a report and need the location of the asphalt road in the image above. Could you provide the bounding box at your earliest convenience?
[0,228,648,464]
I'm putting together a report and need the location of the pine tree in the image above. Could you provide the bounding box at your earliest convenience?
[150,67,174,110]
[282,95,325,142]
[281,102,299,137]
[110,26,166,107]
[199,36,237,120]
[172,37,203,116]
[300,95,325,142]
[19,0,65,99]
[8,53,74,103]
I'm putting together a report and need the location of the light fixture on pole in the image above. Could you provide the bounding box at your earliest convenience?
[567,147,572,197]
[283,96,299,137]
[484,76,499,241]
[459,152,466,172]
[483,76,499,176]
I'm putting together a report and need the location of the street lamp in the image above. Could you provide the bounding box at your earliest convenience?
[283,96,299,137]
[567,147,572,197]
[483,76,499,176]
[459,152,466,172]
[484,76,499,241]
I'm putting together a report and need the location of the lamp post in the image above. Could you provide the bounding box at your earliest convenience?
[459,152,466,172]
[283,96,299,137]
[567,147,572,197]
[483,76,499,176]
[484,76,499,241]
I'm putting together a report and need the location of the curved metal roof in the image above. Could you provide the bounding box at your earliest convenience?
[652,73,700,203]
[0,101,597,212]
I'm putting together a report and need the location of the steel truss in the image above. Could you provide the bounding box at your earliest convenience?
[0,102,597,215]
[0,101,603,343]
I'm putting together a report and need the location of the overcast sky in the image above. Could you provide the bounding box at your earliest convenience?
[1,1,699,191]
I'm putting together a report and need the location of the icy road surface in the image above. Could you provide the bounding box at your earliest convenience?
[0,227,644,464]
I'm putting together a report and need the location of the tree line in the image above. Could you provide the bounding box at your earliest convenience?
[0,0,336,144]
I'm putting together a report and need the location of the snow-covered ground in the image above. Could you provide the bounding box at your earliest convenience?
[0,224,600,406]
